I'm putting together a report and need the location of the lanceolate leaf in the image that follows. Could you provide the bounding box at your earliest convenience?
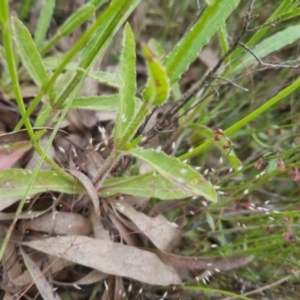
[0,169,85,199]
[12,18,48,87]
[100,172,206,200]
[142,44,170,106]
[163,0,240,85]
[114,23,137,144]
[41,4,95,55]
[125,147,217,202]
[69,95,119,110]
[23,235,182,286]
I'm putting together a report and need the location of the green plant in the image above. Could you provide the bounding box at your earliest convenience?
[1,0,300,298]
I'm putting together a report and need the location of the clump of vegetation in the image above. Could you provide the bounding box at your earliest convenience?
[0,0,300,299]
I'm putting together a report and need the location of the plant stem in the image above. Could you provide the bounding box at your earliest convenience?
[116,100,150,148]
[92,148,121,189]
[180,76,300,161]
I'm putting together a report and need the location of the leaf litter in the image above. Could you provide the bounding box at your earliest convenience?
[0,1,256,298]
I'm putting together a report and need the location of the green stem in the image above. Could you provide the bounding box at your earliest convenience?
[116,100,150,148]
[180,76,300,161]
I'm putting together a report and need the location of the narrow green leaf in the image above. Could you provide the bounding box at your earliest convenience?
[231,24,300,76]
[125,147,217,202]
[100,172,209,200]
[142,44,170,106]
[52,0,141,108]
[88,71,122,88]
[70,95,119,110]
[189,124,242,173]
[0,169,85,198]
[40,4,95,56]
[114,23,137,143]
[34,0,55,49]
[68,95,141,111]
[163,0,240,85]
[229,0,294,63]
[12,17,48,87]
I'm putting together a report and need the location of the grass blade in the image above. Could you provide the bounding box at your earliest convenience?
[34,0,55,49]
[231,24,300,76]
[163,0,240,85]
[40,4,95,56]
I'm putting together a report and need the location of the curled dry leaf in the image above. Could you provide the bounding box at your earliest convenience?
[114,201,180,251]
[69,169,100,215]
[24,212,92,236]
[20,248,61,300]
[23,235,182,286]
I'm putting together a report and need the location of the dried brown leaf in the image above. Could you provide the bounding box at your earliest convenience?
[155,250,254,274]
[2,241,22,294]
[0,209,48,221]
[24,212,92,235]
[0,142,32,169]
[108,209,142,247]
[114,201,180,251]
[23,235,182,285]
[20,248,61,300]
[69,169,100,214]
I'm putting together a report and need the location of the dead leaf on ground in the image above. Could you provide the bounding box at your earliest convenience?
[154,250,254,279]
[20,248,61,300]
[113,201,180,251]
[23,235,182,286]
[108,208,142,247]
[24,212,92,236]
[69,169,100,215]
[0,142,32,170]
[1,241,22,294]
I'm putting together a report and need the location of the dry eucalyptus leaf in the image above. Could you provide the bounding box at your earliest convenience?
[2,242,22,293]
[69,169,100,215]
[108,209,142,247]
[114,201,180,251]
[0,209,49,220]
[0,196,26,211]
[155,250,254,273]
[24,212,92,236]
[84,151,104,178]
[72,270,108,285]
[21,248,61,300]
[23,235,182,286]
[90,210,111,241]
